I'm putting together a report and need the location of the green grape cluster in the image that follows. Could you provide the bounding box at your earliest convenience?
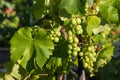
[67,30,81,61]
[71,17,83,35]
[49,26,61,43]
[79,46,97,77]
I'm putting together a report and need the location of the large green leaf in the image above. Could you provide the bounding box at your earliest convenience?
[10,27,54,69]
[99,0,119,23]
[33,28,54,68]
[59,0,85,17]
[86,16,101,35]
[10,28,33,69]
[95,43,114,71]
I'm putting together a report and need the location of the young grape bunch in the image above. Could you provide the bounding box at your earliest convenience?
[79,46,97,77]
[67,30,80,61]
[49,26,61,43]
[71,16,83,35]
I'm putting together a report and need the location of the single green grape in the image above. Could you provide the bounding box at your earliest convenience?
[71,18,77,25]
[68,44,73,50]
[73,37,79,43]
[54,37,59,43]
[84,63,88,68]
[76,47,80,52]
[79,52,83,56]
[68,30,73,36]
[68,50,72,54]
[75,25,82,31]
[76,29,83,34]
[73,51,78,56]
[76,18,81,24]
[72,43,77,47]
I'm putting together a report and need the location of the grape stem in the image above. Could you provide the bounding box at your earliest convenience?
[78,35,84,80]
[61,26,68,40]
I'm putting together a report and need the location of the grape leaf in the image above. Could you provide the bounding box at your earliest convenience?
[95,43,114,71]
[99,0,119,23]
[31,0,50,21]
[86,16,101,35]
[10,27,54,69]
[10,28,33,69]
[59,0,85,17]
[33,28,54,69]
[92,24,111,34]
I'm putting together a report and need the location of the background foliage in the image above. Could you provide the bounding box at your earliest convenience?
[0,0,120,80]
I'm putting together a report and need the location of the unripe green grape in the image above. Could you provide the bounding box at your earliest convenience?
[92,57,96,62]
[69,58,72,62]
[79,52,83,56]
[68,44,73,50]
[76,47,80,52]
[91,63,94,66]
[55,31,61,36]
[89,67,94,71]
[50,31,54,34]
[68,36,73,41]
[54,37,59,43]
[50,36,54,40]
[76,25,82,31]
[69,54,72,58]
[73,51,78,56]
[68,50,72,54]
[84,63,88,68]
[73,37,79,43]
[89,53,94,59]
[53,34,56,37]
[68,36,73,43]
[68,30,73,36]
[69,39,73,43]
[88,47,92,52]
[90,73,95,77]
[76,18,81,24]
[76,29,83,34]
[72,43,77,47]
[85,57,89,62]
[93,52,96,56]
[73,47,77,51]
[71,18,77,25]
[85,52,89,56]
[85,56,89,60]
[91,48,95,52]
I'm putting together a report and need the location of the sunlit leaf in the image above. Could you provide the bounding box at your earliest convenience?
[10,27,54,69]
[59,0,85,17]
[86,16,101,35]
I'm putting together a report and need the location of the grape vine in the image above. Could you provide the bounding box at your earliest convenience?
[0,0,119,80]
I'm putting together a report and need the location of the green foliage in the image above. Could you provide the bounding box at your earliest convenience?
[95,43,114,71]
[59,0,85,16]
[99,0,119,23]
[31,0,49,21]
[0,0,120,79]
[86,16,101,35]
[10,27,54,69]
